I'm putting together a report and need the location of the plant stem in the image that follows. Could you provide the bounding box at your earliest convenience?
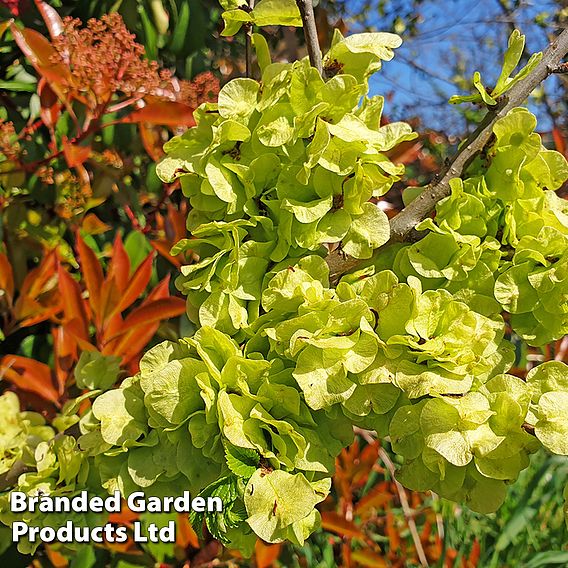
[296,0,323,74]
[245,0,255,78]
[327,27,568,283]
[378,447,429,568]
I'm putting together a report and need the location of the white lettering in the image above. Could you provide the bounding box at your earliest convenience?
[10,492,27,513]
[207,496,223,512]
[133,521,148,542]
[39,526,56,542]
[11,521,28,541]
[192,496,206,512]
[127,492,146,513]
[105,491,121,513]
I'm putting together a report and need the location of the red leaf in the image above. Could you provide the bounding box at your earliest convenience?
[176,514,199,549]
[76,233,104,316]
[111,321,160,367]
[98,278,121,331]
[468,539,481,566]
[108,234,130,293]
[151,239,181,267]
[111,251,155,316]
[139,122,165,161]
[146,274,172,301]
[117,297,185,333]
[354,483,391,518]
[58,264,89,340]
[107,297,185,362]
[121,101,196,126]
[0,355,60,405]
[33,0,64,39]
[38,78,60,128]
[553,127,566,156]
[17,249,57,302]
[44,545,68,568]
[255,541,282,568]
[0,251,14,305]
[62,137,91,167]
[52,325,76,393]
[14,251,60,326]
[321,511,367,540]
[9,24,71,87]
[62,319,97,353]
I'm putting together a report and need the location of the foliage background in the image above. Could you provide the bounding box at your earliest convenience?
[0,0,567,566]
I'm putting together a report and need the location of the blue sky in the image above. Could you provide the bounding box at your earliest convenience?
[339,0,565,134]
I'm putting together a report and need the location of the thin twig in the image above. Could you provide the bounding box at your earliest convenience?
[378,447,429,568]
[245,0,255,78]
[296,0,323,74]
[327,27,568,283]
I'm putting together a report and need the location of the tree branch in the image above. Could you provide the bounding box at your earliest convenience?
[296,0,323,74]
[327,27,568,283]
[245,0,255,78]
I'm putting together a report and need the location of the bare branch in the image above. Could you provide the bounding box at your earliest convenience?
[378,447,429,568]
[328,27,568,283]
[296,0,322,74]
[245,0,256,78]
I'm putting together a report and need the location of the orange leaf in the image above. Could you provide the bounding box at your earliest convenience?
[0,355,60,405]
[111,252,155,315]
[118,297,186,331]
[38,78,61,128]
[110,321,160,367]
[14,251,60,326]
[17,302,61,328]
[109,234,131,292]
[58,265,89,339]
[52,325,77,393]
[98,235,130,327]
[109,505,139,526]
[350,549,387,567]
[146,274,172,301]
[321,511,366,540]
[76,233,104,316]
[108,297,185,363]
[467,539,480,567]
[177,514,199,549]
[0,251,14,305]
[9,24,71,86]
[150,239,181,267]
[102,276,174,363]
[104,297,184,342]
[44,545,68,568]
[139,122,165,161]
[82,213,111,235]
[33,0,64,39]
[354,484,391,518]
[553,127,566,156]
[63,137,91,167]
[17,250,58,304]
[255,540,282,568]
[61,320,97,353]
[121,101,196,126]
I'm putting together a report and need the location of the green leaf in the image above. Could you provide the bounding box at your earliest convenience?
[252,32,271,72]
[218,78,260,122]
[342,202,390,259]
[221,8,252,37]
[244,469,326,543]
[75,351,121,391]
[251,0,302,27]
[225,443,261,478]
